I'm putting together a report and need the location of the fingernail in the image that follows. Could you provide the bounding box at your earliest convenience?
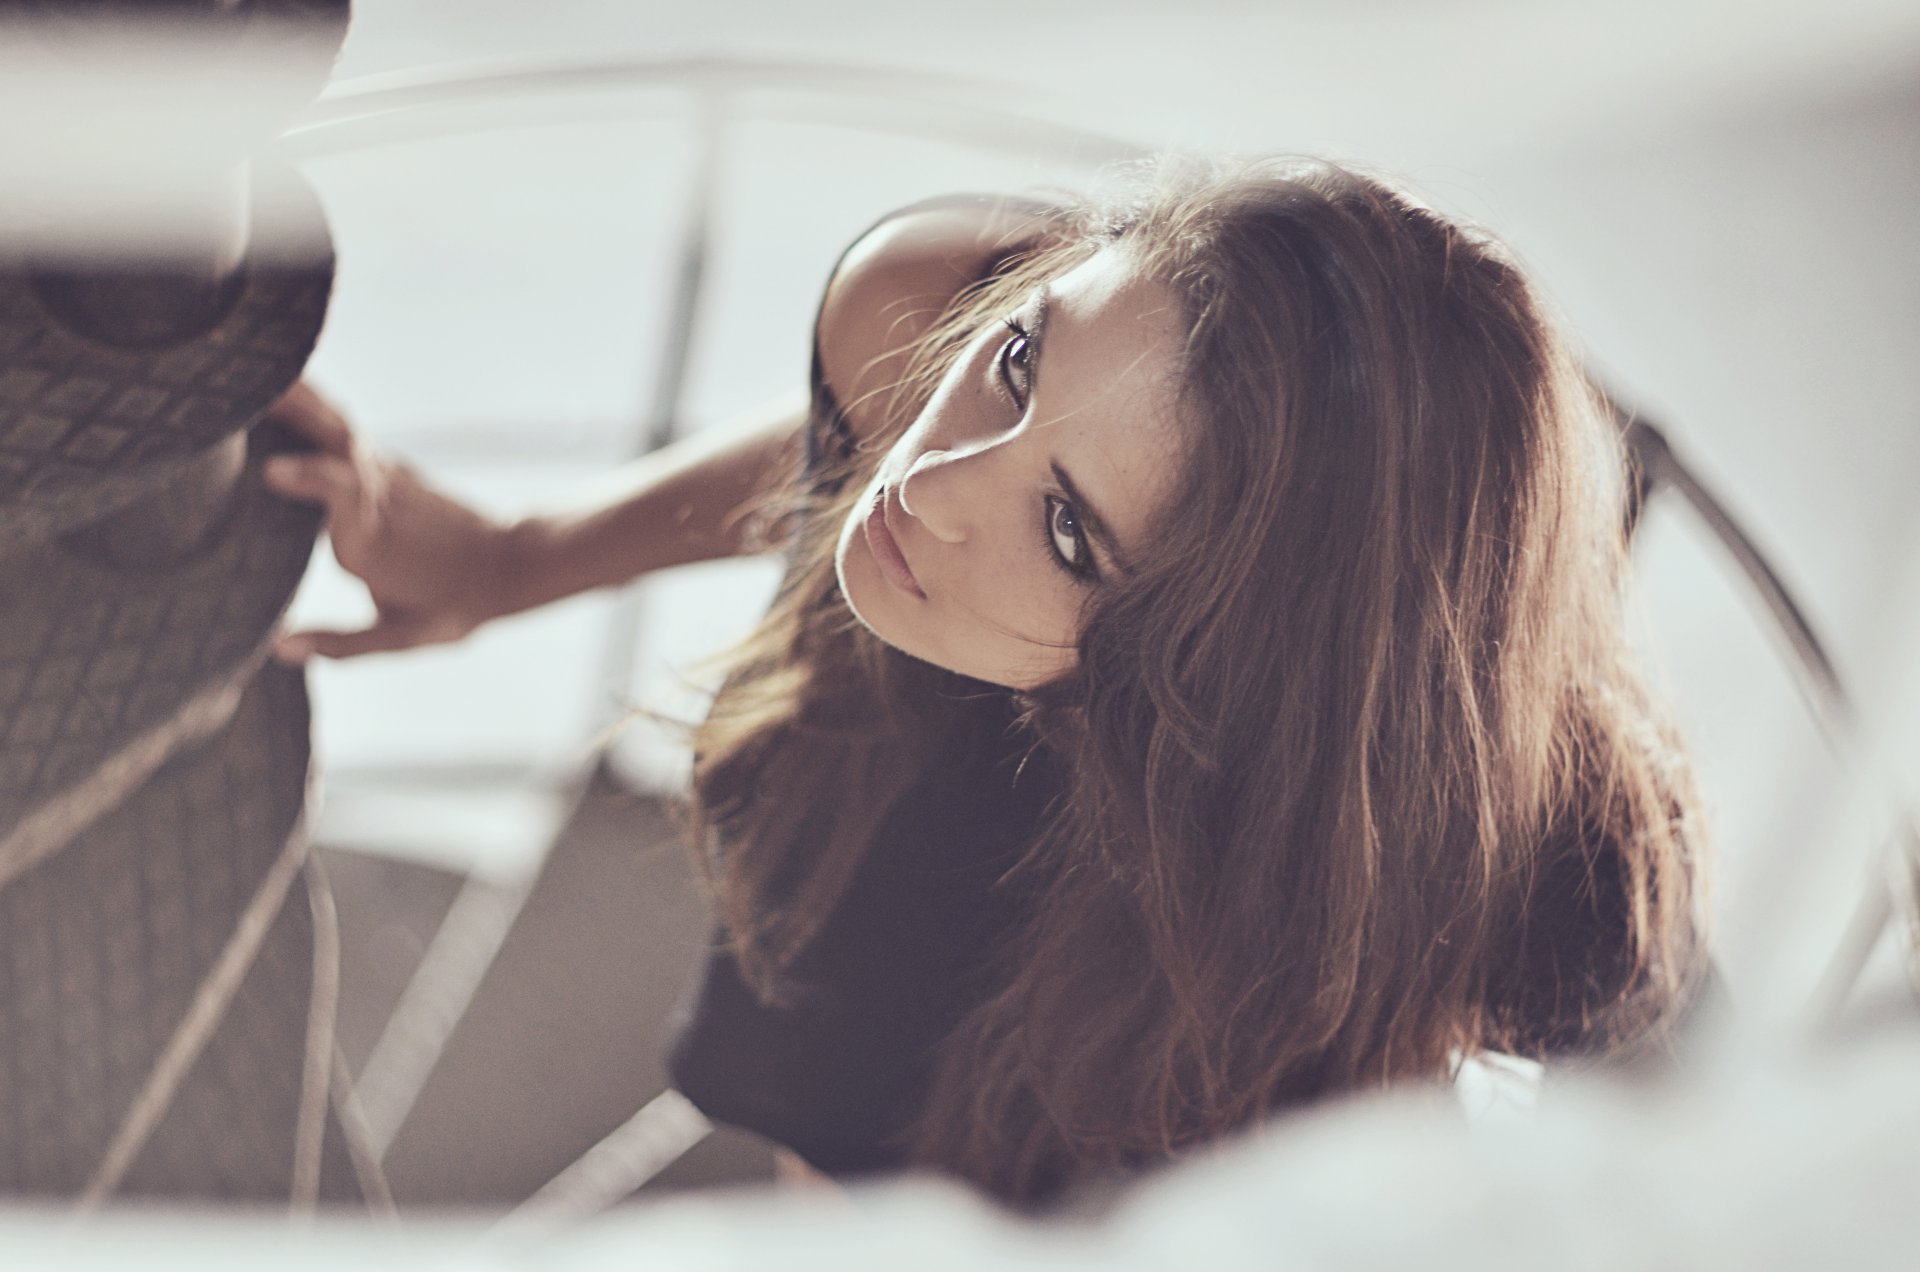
[273,637,310,664]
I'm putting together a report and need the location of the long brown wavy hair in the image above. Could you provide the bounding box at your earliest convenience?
[685,154,1708,1205]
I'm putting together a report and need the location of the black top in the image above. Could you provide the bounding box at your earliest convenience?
[666,200,1057,1176]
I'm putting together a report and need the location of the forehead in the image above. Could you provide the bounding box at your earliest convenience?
[1031,248,1188,554]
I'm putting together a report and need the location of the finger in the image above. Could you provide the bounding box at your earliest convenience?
[262,453,359,511]
[272,630,312,665]
[265,380,354,456]
[276,618,430,663]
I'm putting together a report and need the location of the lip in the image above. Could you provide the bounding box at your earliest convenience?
[863,485,927,599]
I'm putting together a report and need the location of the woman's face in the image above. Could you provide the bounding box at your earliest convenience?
[834,246,1189,691]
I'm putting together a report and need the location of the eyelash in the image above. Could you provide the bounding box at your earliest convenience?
[995,314,1097,584]
[995,317,1034,407]
[1040,493,1098,582]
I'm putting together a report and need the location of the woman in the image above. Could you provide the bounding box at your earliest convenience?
[265,154,1710,1207]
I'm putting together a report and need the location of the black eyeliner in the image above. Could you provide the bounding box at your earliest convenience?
[1040,494,1098,583]
[996,317,1033,407]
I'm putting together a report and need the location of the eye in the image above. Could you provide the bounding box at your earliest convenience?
[995,317,1035,408]
[1041,493,1096,581]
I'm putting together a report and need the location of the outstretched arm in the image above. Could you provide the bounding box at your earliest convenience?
[262,382,808,661]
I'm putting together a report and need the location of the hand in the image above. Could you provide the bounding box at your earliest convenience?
[261,380,518,663]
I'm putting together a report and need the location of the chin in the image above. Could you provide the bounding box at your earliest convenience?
[834,527,904,640]
[834,540,964,679]
[836,544,921,657]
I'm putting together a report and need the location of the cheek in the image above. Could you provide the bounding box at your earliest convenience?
[835,530,1080,690]
[884,334,1004,478]
[950,566,1085,686]
[1010,589,1085,668]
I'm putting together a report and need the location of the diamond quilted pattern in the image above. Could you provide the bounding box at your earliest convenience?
[0,154,363,1203]
[0,661,361,1202]
[0,437,319,811]
[0,165,334,555]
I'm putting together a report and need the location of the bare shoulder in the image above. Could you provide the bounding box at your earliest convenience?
[815,194,1066,443]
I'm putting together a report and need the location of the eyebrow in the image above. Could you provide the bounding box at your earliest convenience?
[1025,285,1052,351]
[1009,284,1047,388]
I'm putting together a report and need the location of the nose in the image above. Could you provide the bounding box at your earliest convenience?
[896,442,997,544]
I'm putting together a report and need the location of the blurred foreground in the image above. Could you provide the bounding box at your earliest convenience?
[3,1002,1916,1269]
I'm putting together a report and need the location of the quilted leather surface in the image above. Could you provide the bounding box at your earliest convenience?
[0,658,360,1201]
[0,167,333,556]
[0,161,360,1202]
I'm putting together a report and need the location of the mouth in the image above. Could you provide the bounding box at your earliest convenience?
[863,485,927,599]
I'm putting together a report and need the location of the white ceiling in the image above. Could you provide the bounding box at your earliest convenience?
[332,0,1920,168]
